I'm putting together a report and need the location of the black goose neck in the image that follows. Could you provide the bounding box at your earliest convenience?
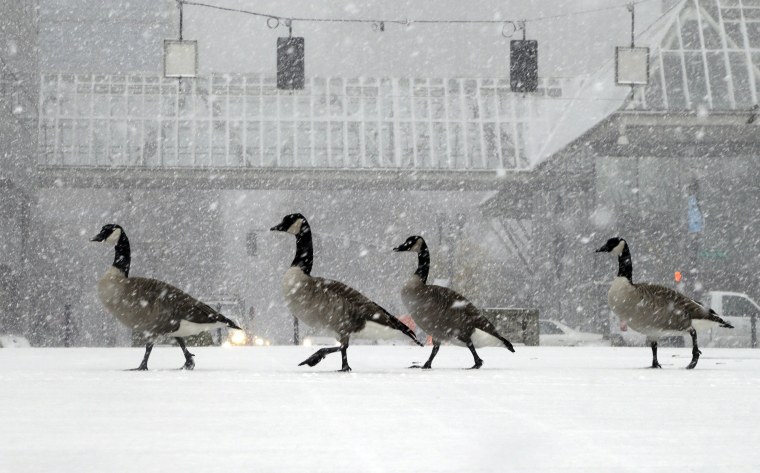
[292,225,313,275]
[415,242,430,284]
[618,245,632,282]
[113,231,131,277]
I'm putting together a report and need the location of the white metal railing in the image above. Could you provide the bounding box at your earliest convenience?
[38,73,568,170]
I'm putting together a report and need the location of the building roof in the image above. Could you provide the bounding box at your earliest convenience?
[636,0,760,112]
[37,1,758,172]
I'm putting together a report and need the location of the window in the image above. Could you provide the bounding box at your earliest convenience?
[329,122,344,167]
[684,53,709,108]
[380,122,395,167]
[680,19,701,50]
[244,121,260,166]
[723,296,760,318]
[279,121,294,167]
[706,52,731,109]
[663,52,687,109]
[728,52,752,107]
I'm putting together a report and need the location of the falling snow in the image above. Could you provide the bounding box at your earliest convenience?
[1,0,759,470]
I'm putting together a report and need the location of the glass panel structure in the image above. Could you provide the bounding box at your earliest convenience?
[38,74,568,170]
[640,0,760,111]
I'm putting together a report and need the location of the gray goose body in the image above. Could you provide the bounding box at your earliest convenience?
[272,214,421,371]
[608,277,710,336]
[395,236,514,369]
[283,266,402,337]
[401,275,490,342]
[92,224,240,370]
[98,267,233,338]
[597,237,732,369]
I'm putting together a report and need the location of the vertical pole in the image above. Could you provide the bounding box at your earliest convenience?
[752,313,757,349]
[215,304,223,345]
[63,303,72,347]
[177,0,184,158]
[293,317,300,345]
[629,3,635,102]
[630,3,635,47]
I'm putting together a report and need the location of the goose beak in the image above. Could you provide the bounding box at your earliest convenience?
[392,246,401,252]
[270,224,284,232]
[91,234,105,242]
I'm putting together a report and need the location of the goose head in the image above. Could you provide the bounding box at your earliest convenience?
[393,235,426,253]
[91,224,124,245]
[595,237,627,256]
[270,213,310,236]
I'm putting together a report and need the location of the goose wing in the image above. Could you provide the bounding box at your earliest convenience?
[317,278,421,345]
[422,285,499,336]
[127,277,241,331]
[635,283,732,329]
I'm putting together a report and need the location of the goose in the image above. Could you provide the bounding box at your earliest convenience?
[92,224,241,370]
[393,236,515,369]
[595,237,733,369]
[270,214,422,372]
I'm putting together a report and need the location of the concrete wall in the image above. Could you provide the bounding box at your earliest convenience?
[0,1,38,334]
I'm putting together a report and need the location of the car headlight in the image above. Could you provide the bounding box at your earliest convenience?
[229,330,247,346]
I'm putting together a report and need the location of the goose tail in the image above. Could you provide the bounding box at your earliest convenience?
[474,317,515,352]
[705,309,733,329]
[371,309,424,346]
[709,310,734,329]
[496,334,516,353]
[222,316,242,331]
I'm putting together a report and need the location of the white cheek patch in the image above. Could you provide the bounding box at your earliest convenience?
[105,227,122,245]
[611,240,626,256]
[286,219,303,235]
[410,239,423,253]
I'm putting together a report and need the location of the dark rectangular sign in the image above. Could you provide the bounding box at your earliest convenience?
[277,37,305,90]
[510,40,538,93]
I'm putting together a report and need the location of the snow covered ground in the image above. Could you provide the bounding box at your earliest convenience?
[1,345,759,473]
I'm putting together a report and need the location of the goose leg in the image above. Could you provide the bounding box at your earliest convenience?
[650,340,662,369]
[299,346,341,367]
[464,338,484,369]
[130,342,154,371]
[175,337,195,370]
[686,328,701,370]
[338,335,351,372]
[410,340,440,369]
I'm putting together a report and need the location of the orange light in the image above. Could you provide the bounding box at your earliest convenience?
[674,271,682,282]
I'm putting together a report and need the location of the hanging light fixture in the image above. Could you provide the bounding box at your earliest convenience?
[510,22,538,93]
[164,40,198,78]
[615,4,649,86]
[615,47,649,85]
[277,20,305,90]
[164,1,197,78]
